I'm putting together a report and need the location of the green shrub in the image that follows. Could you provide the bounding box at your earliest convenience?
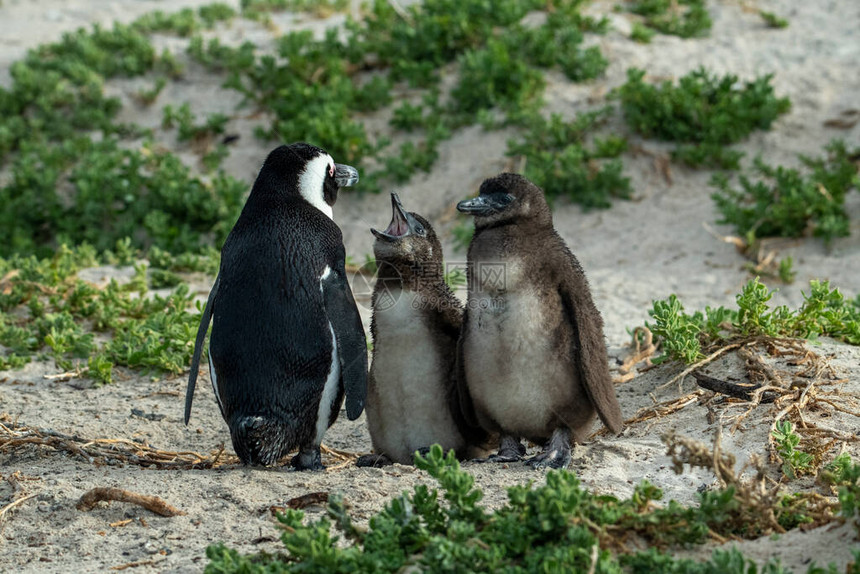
[626,0,712,38]
[711,140,859,243]
[507,109,631,209]
[0,245,213,382]
[241,0,348,20]
[760,11,789,29]
[645,278,860,364]
[772,421,814,479]
[202,445,825,573]
[451,38,545,118]
[0,138,245,257]
[617,68,791,168]
[354,0,544,86]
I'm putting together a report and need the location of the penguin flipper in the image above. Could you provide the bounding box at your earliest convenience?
[454,313,480,430]
[557,259,624,435]
[185,273,220,426]
[321,263,367,420]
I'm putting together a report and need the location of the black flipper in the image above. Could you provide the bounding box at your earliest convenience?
[184,274,220,426]
[321,260,367,420]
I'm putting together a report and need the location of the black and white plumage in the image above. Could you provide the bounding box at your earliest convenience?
[185,143,367,470]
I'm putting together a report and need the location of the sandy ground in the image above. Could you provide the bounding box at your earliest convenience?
[1,0,859,572]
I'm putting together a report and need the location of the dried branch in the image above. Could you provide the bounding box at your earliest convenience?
[691,370,773,401]
[656,343,744,391]
[76,487,185,517]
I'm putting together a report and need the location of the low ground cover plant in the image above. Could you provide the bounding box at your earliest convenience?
[646,278,859,365]
[711,140,860,244]
[203,445,860,572]
[616,68,791,169]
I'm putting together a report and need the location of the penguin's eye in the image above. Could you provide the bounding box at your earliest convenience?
[328,163,335,177]
[415,224,426,236]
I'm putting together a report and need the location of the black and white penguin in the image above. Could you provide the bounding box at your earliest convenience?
[185,143,367,470]
[356,193,487,467]
[456,173,623,469]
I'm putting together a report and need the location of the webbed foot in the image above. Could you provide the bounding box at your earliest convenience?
[524,428,571,470]
[473,435,525,463]
[356,453,393,468]
[291,446,324,471]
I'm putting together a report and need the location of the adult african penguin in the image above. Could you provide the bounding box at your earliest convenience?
[185,143,367,470]
[356,193,488,467]
[456,173,623,469]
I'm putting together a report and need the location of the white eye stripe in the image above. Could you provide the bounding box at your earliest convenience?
[298,154,335,220]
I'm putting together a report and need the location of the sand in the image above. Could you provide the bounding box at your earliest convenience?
[0,0,859,571]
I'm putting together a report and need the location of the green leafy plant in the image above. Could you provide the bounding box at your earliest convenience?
[830,458,860,534]
[443,268,466,289]
[451,37,546,120]
[0,244,210,382]
[203,444,838,572]
[647,294,708,363]
[760,10,789,29]
[507,109,631,209]
[821,453,854,486]
[131,3,235,36]
[186,0,612,188]
[645,278,860,364]
[711,140,859,244]
[0,137,246,257]
[778,257,797,284]
[133,77,167,105]
[353,0,545,87]
[772,421,814,479]
[241,0,348,20]
[617,67,791,168]
[162,102,230,143]
[631,21,656,43]
[0,22,156,161]
[625,0,712,38]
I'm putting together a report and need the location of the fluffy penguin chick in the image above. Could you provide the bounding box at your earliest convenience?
[456,173,623,469]
[185,143,367,470]
[357,193,484,467]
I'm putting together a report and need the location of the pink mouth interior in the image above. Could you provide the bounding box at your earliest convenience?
[384,211,409,237]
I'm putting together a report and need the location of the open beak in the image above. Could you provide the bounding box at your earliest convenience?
[371,193,418,241]
[456,192,515,217]
[334,163,359,187]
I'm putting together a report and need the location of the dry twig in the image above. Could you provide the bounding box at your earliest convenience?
[77,487,185,517]
[656,343,743,391]
[692,370,775,402]
[0,416,361,471]
[0,492,38,522]
[614,327,657,383]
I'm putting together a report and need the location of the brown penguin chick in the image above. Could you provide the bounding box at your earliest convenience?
[456,173,623,469]
[356,193,487,467]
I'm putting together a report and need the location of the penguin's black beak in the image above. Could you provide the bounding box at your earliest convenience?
[456,192,515,217]
[334,163,359,187]
[371,193,419,241]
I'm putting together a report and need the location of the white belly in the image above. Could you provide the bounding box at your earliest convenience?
[314,322,341,446]
[464,289,573,439]
[367,290,463,463]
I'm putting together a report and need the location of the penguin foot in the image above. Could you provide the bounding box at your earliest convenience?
[291,447,324,471]
[484,452,522,463]
[356,453,392,468]
[525,428,571,470]
[474,435,525,463]
[524,448,571,469]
